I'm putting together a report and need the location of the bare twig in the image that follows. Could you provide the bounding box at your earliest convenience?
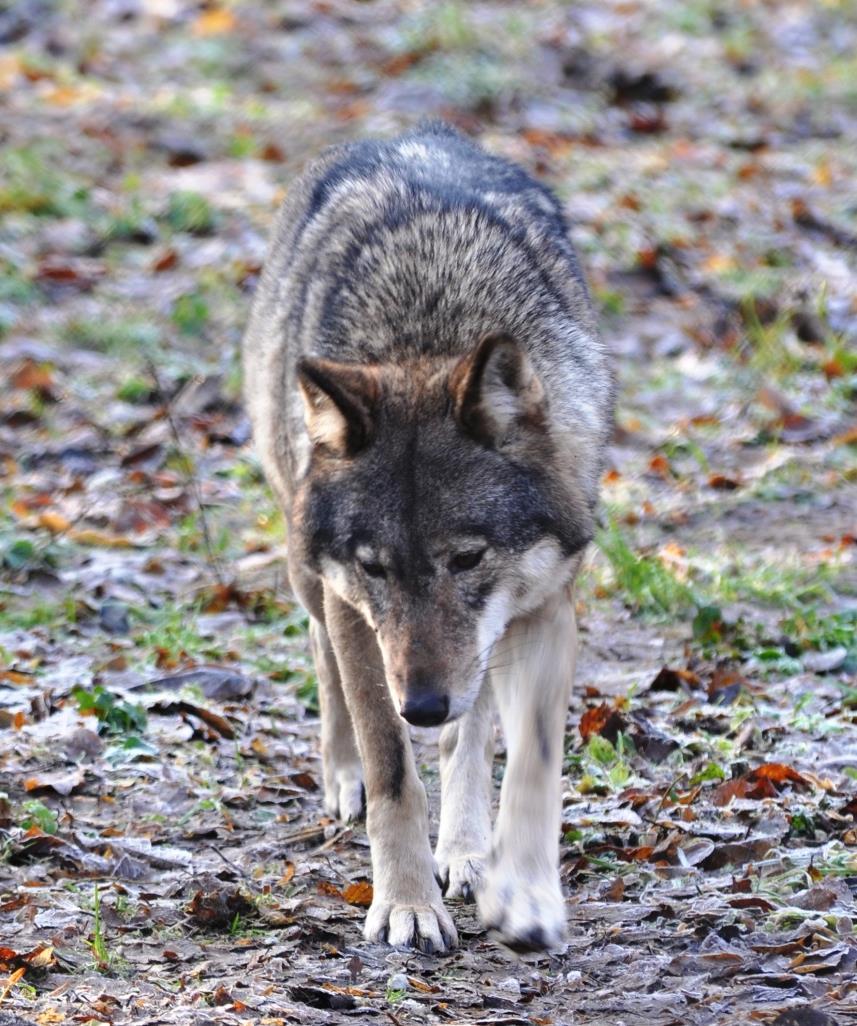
[146,359,225,588]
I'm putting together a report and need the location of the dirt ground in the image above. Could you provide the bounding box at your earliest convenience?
[1,1,856,1024]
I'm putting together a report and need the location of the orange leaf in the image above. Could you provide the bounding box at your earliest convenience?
[713,763,809,806]
[708,666,747,698]
[342,881,373,907]
[67,527,134,548]
[579,702,625,743]
[10,360,54,393]
[707,472,741,490]
[749,763,808,788]
[713,777,760,806]
[408,976,438,993]
[650,666,700,692]
[833,424,857,446]
[0,669,33,685]
[38,510,71,533]
[648,453,671,478]
[151,248,178,272]
[192,8,236,36]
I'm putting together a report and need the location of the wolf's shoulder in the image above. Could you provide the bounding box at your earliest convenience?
[291,123,568,238]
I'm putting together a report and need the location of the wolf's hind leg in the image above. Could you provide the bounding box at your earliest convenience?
[324,590,457,953]
[310,617,364,822]
[435,679,494,902]
[477,591,576,952]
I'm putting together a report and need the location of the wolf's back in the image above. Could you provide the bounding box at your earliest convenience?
[243,124,615,507]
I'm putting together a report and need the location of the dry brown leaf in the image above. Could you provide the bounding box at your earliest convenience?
[192,8,236,36]
[23,767,84,796]
[579,702,626,743]
[342,881,373,907]
[38,510,71,533]
[650,666,701,691]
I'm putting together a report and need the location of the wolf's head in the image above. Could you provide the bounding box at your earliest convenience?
[292,335,592,726]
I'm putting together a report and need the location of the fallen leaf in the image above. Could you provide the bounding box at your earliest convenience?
[650,666,700,691]
[192,8,236,37]
[342,881,373,907]
[713,763,809,806]
[38,510,71,533]
[186,885,252,928]
[24,767,85,797]
[579,702,626,743]
[0,944,55,972]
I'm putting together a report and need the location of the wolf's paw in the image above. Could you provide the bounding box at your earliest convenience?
[477,864,566,953]
[435,852,487,903]
[323,764,365,823]
[364,898,458,954]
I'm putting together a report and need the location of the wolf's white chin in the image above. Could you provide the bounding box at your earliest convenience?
[446,671,489,723]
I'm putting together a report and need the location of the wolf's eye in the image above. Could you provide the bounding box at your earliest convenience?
[449,548,486,573]
[359,559,386,579]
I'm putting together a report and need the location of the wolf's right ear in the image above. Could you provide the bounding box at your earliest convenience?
[297,358,378,456]
[450,333,545,448]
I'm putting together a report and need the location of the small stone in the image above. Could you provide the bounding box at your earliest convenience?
[802,647,848,674]
[100,600,130,635]
[565,969,583,988]
[497,976,521,995]
[387,973,409,992]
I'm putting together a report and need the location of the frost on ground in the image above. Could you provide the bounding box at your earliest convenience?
[0,1,855,1024]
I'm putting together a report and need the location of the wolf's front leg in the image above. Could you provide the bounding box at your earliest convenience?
[478,591,576,952]
[435,679,494,901]
[309,618,364,822]
[324,589,457,953]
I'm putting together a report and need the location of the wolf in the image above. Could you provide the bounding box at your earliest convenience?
[243,122,615,953]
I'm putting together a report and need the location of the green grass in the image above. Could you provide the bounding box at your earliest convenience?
[596,519,697,616]
[0,598,76,630]
[1,531,62,574]
[18,799,59,834]
[62,317,160,356]
[0,259,39,305]
[782,608,857,655]
[742,300,802,379]
[0,146,89,218]
[87,884,128,973]
[134,603,225,664]
[707,556,840,611]
[102,195,157,244]
[172,291,209,336]
[90,884,109,968]
[400,2,479,52]
[73,685,148,737]
[165,190,216,234]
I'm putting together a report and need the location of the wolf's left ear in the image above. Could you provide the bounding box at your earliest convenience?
[297,357,378,456]
[450,334,545,447]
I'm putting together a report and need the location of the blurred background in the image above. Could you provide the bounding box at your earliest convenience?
[1,0,854,659]
[0,1,856,1020]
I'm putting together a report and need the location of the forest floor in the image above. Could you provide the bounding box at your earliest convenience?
[1,1,856,1024]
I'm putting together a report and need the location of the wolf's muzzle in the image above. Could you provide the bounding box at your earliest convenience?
[400,691,449,727]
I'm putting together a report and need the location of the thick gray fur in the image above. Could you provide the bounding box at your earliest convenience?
[244,121,614,512]
[243,122,615,954]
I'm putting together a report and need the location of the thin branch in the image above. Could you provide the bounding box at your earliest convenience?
[146,359,225,588]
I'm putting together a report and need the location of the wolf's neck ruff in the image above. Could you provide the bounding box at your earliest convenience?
[243,122,615,954]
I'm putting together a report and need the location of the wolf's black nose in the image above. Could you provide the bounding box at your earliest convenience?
[401,692,449,727]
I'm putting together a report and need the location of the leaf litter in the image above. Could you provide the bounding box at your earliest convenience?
[1,0,856,1024]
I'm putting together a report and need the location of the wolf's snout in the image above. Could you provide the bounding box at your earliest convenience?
[400,690,449,727]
